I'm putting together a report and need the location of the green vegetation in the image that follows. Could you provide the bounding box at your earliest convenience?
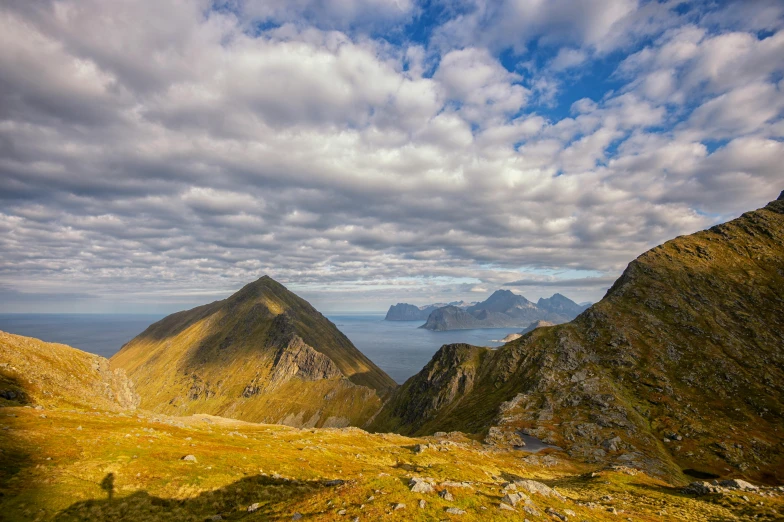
[3,404,782,521]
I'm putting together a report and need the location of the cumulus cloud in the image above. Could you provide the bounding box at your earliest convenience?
[0,0,782,313]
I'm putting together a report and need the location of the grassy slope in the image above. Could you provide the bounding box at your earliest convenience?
[2,327,783,520]
[3,406,783,521]
[370,197,784,483]
[0,331,137,412]
[110,276,395,427]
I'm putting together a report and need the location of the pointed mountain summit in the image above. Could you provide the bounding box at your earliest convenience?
[537,293,590,317]
[371,193,784,482]
[466,289,535,313]
[111,276,396,428]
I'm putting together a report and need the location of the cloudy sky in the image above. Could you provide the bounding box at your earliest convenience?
[1,0,782,313]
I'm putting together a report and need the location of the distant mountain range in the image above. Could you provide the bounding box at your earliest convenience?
[400,290,590,331]
[384,300,473,321]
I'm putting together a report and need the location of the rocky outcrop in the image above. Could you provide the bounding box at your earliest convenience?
[267,336,344,389]
[371,194,784,483]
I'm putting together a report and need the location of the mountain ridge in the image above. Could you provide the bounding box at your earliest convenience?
[420,290,586,331]
[370,194,784,482]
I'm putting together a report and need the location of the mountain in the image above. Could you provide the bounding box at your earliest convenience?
[385,303,441,321]
[371,193,784,482]
[111,276,396,428]
[385,301,473,320]
[537,293,590,317]
[0,330,138,411]
[421,290,581,331]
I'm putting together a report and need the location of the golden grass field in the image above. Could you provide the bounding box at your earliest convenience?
[1,404,782,521]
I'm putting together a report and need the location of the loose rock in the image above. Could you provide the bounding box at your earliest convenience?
[410,478,434,494]
[545,507,568,521]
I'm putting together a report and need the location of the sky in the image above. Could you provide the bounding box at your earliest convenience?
[0,0,783,314]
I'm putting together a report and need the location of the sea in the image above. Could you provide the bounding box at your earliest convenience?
[0,313,524,384]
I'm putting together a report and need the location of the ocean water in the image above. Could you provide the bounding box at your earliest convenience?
[328,314,523,383]
[0,313,524,383]
[0,314,164,359]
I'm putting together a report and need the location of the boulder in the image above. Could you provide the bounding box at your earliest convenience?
[410,478,434,494]
[439,489,454,501]
[720,479,758,491]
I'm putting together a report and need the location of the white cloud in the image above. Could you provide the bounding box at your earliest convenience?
[0,0,782,312]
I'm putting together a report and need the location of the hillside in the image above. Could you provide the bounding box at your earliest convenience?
[0,330,138,412]
[111,276,396,428]
[7,401,783,521]
[421,290,583,331]
[371,194,784,483]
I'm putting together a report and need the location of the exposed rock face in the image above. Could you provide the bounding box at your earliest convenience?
[421,290,584,331]
[371,195,784,482]
[267,336,343,389]
[111,276,396,428]
[0,331,139,411]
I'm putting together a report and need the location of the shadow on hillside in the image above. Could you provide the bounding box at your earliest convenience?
[53,474,339,521]
[0,374,33,502]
